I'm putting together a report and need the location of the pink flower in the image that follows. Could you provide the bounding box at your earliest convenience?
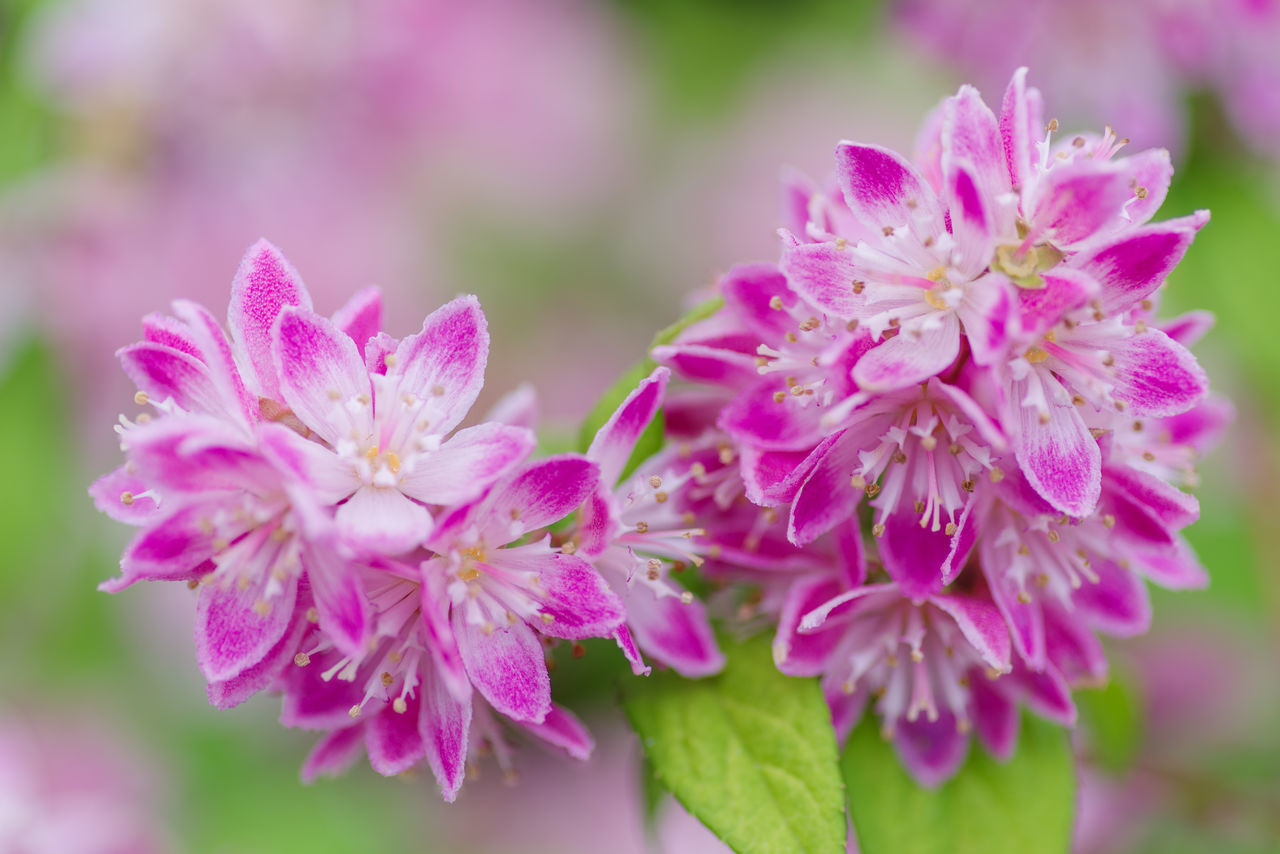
[654,69,1224,784]
[91,240,636,800]
[575,367,725,678]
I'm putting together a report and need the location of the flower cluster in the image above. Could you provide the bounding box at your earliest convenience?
[91,240,721,800]
[652,68,1227,784]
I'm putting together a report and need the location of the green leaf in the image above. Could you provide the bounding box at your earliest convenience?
[575,296,723,475]
[624,632,847,854]
[843,714,1076,854]
[1076,665,1143,773]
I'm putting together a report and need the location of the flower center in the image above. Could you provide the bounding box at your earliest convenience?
[992,241,1064,290]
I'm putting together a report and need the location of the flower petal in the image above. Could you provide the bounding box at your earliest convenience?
[721,263,805,340]
[228,239,313,400]
[389,295,488,437]
[482,456,600,542]
[852,313,960,392]
[621,582,723,678]
[788,432,860,546]
[207,601,309,710]
[399,423,535,506]
[302,539,372,660]
[968,674,1018,760]
[89,465,160,524]
[931,594,1011,673]
[301,726,366,783]
[518,703,594,761]
[718,378,827,451]
[1030,159,1134,246]
[507,551,624,641]
[774,574,845,677]
[106,504,224,592]
[1109,328,1208,418]
[1017,268,1100,338]
[999,67,1043,193]
[894,713,970,788]
[420,666,473,802]
[780,240,864,319]
[587,366,669,487]
[331,286,382,350]
[335,486,433,555]
[1074,560,1151,638]
[835,142,943,233]
[1012,378,1101,518]
[366,691,427,777]
[194,567,299,683]
[272,307,370,445]
[117,343,223,416]
[454,615,550,724]
[879,508,951,602]
[1075,216,1205,315]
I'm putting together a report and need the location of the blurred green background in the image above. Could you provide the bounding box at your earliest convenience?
[0,0,1276,851]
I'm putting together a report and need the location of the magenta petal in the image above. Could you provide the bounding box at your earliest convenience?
[1075,560,1151,638]
[335,486,433,555]
[142,311,201,358]
[519,703,594,761]
[968,673,1018,760]
[931,594,1011,673]
[301,726,365,783]
[788,432,860,546]
[852,315,960,392]
[613,625,651,676]
[484,456,600,541]
[118,343,223,415]
[400,423,535,506]
[1013,384,1101,517]
[172,299,257,422]
[721,263,804,340]
[194,569,298,683]
[1132,538,1208,590]
[1159,310,1215,347]
[272,307,370,445]
[89,466,159,524]
[280,648,364,730]
[520,553,625,640]
[331,286,382,350]
[650,343,759,387]
[1042,603,1108,685]
[587,366,669,487]
[719,378,826,451]
[1014,664,1076,726]
[781,241,865,319]
[984,558,1046,669]
[879,509,951,601]
[420,669,472,802]
[774,575,845,677]
[740,446,813,506]
[1109,328,1208,418]
[367,691,427,776]
[940,498,979,585]
[1018,268,1100,337]
[257,423,361,504]
[1076,219,1201,315]
[390,295,489,437]
[207,603,308,710]
[943,85,1007,195]
[484,383,539,429]
[454,615,551,724]
[303,540,372,659]
[575,488,617,560]
[107,505,221,592]
[999,67,1043,194]
[835,142,942,233]
[1106,464,1199,530]
[894,712,970,788]
[228,239,312,400]
[1115,147,1173,226]
[418,568,471,701]
[945,161,995,264]
[621,582,724,678]
[1030,160,1134,246]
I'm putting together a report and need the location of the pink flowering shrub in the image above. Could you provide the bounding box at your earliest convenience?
[91,67,1224,850]
[652,67,1224,784]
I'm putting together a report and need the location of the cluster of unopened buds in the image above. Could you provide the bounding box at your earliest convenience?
[93,67,1225,794]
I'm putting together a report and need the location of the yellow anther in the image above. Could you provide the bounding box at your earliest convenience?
[872,522,885,537]
[348,705,362,719]
[680,591,694,605]
[381,672,394,687]
[945,522,957,536]
[120,491,135,506]
[1025,346,1049,363]
[133,391,149,406]
[649,475,663,488]
[294,652,311,667]
[393,697,408,714]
